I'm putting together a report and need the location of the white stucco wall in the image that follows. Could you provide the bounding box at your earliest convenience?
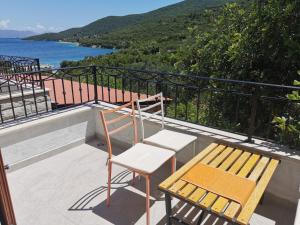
[0,105,95,169]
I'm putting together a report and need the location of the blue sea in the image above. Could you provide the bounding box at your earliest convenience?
[0,38,115,68]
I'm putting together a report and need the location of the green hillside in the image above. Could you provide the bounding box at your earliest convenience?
[27,0,228,47]
[28,15,143,41]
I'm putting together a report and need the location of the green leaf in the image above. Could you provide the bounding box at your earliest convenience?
[293,80,300,86]
[272,116,287,124]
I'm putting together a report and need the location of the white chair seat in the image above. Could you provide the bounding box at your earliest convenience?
[111,143,175,174]
[143,129,197,152]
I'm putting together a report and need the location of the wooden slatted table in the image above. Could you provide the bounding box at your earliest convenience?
[159,143,279,225]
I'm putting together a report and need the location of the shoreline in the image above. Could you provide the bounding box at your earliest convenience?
[21,37,117,50]
[58,40,80,46]
[57,39,116,50]
[56,39,116,50]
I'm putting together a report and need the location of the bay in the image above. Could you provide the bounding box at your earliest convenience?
[0,38,115,68]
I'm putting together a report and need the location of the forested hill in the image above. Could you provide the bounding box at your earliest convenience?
[26,0,228,47]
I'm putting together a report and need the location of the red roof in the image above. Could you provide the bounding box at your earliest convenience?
[44,78,147,105]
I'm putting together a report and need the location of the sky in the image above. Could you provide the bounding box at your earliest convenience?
[0,0,183,33]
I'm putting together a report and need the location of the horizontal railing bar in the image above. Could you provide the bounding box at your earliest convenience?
[1,65,300,91]
[96,66,300,90]
[0,54,38,61]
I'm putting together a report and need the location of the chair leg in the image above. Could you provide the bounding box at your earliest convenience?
[106,161,112,207]
[146,175,151,225]
[171,156,176,173]
[132,171,136,185]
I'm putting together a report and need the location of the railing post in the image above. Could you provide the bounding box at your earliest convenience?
[92,66,98,104]
[156,72,163,94]
[247,87,259,142]
[35,58,43,88]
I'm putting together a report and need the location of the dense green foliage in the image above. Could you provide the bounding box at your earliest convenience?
[273,71,300,147]
[175,0,300,85]
[172,0,300,147]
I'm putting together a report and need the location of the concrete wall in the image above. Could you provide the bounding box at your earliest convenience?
[0,102,299,205]
[0,105,95,170]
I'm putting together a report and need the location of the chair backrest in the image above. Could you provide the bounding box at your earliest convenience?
[136,92,164,140]
[100,101,138,159]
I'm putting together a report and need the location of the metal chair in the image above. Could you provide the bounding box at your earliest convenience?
[100,101,175,225]
[136,93,197,168]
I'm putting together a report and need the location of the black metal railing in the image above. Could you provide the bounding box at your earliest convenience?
[0,55,40,75]
[0,65,299,148]
[0,55,42,92]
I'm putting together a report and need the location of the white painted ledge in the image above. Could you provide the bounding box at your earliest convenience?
[95,101,300,162]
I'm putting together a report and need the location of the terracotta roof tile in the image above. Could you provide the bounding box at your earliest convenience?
[44,78,147,105]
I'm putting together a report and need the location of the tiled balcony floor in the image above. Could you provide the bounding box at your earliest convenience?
[7,139,296,225]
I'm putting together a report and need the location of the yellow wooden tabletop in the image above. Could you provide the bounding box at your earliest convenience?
[159,143,279,225]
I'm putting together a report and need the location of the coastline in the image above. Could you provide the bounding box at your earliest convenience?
[58,40,116,50]
[58,40,80,46]
[24,36,117,50]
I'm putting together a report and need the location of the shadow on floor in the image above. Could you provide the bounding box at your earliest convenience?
[254,193,296,225]
[69,185,157,225]
[68,169,133,211]
[68,168,161,225]
[93,188,155,225]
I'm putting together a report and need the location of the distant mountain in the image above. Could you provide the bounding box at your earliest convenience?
[27,0,229,46]
[0,29,36,38]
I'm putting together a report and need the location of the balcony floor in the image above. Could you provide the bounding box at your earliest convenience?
[7,139,296,225]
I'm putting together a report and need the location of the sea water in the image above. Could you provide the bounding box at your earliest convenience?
[0,38,114,68]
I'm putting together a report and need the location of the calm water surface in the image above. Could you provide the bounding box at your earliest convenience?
[0,38,114,67]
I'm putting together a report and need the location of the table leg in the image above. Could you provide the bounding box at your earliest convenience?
[165,193,172,225]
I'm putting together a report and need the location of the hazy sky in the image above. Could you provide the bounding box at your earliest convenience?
[0,0,183,33]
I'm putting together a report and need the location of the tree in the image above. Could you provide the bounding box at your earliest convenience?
[175,0,300,84]
[273,71,300,148]
[173,0,300,141]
